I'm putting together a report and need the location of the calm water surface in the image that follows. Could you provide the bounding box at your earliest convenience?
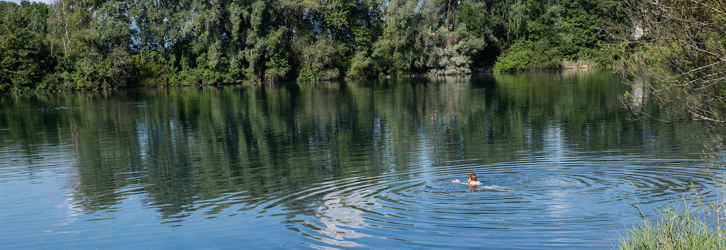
[0,71,720,249]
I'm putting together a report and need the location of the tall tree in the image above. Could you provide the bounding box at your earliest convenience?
[619,0,726,123]
[0,1,51,92]
[47,0,133,88]
[371,0,439,76]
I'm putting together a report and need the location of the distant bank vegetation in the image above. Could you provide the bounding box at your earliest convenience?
[0,0,627,92]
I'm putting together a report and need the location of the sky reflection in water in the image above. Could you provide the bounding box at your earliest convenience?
[0,70,719,249]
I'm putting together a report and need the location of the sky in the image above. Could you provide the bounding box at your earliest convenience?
[3,0,55,4]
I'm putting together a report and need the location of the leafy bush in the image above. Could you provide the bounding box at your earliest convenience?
[298,39,340,81]
[0,2,52,92]
[347,50,374,79]
[492,42,531,72]
[429,25,484,75]
[132,51,175,87]
[296,68,315,82]
[493,40,562,72]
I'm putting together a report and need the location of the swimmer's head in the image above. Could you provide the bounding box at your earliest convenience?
[468,173,478,182]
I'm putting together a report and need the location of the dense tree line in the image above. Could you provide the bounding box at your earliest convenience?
[0,0,626,92]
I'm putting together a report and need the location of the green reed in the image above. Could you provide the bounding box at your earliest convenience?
[619,135,726,250]
[618,202,726,250]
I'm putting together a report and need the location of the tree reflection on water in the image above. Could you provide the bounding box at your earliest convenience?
[0,70,710,222]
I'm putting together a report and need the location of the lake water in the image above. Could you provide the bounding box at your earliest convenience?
[0,70,721,249]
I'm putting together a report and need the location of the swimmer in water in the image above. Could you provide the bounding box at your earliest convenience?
[452,173,483,186]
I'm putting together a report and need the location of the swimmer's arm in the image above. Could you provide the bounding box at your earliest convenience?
[452,179,471,185]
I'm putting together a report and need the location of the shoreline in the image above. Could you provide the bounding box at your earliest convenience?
[0,67,602,96]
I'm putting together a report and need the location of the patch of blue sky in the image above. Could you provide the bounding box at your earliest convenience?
[2,0,54,4]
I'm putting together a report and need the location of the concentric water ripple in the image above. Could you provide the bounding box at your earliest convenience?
[254,154,718,249]
[2,74,722,249]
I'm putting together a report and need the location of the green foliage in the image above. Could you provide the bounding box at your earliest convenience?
[0,27,49,92]
[262,28,291,82]
[0,0,628,92]
[296,68,315,82]
[493,40,562,72]
[347,50,374,78]
[299,39,340,81]
[618,203,726,250]
[617,0,726,123]
[0,1,52,92]
[371,0,439,76]
[324,0,354,41]
[615,1,726,248]
[132,50,176,87]
[429,25,485,75]
[44,0,134,89]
